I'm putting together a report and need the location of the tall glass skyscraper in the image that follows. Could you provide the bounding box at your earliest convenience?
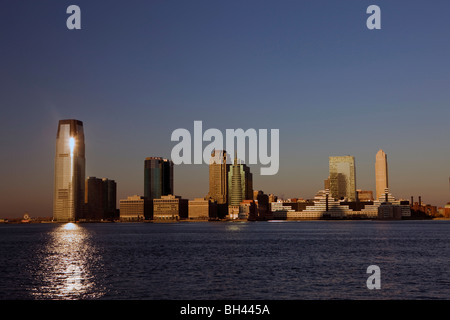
[328,156,356,202]
[228,155,253,206]
[144,157,174,200]
[53,119,85,222]
[208,150,229,205]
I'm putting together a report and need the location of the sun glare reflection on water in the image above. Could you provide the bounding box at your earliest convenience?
[31,223,104,299]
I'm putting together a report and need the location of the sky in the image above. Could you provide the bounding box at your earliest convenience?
[1,0,450,218]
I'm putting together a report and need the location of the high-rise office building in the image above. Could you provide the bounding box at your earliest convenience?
[229,156,243,206]
[84,177,117,220]
[375,149,389,201]
[85,177,104,220]
[207,149,229,219]
[255,190,270,220]
[102,178,117,219]
[53,119,85,222]
[228,155,253,206]
[144,157,173,219]
[144,157,174,200]
[328,156,356,201]
[208,150,229,205]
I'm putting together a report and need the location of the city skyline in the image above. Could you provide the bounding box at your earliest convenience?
[2,1,450,218]
[39,117,450,220]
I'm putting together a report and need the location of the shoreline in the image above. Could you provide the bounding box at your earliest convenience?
[2,217,449,224]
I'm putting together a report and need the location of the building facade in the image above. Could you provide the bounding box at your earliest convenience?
[84,177,117,221]
[144,157,174,200]
[53,119,86,222]
[84,177,104,220]
[239,200,256,220]
[144,157,173,218]
[102,178,117,219]
[153,195,188,220]
[357,190,374,202]
[375,149,389,201]
[119,195,149,221]
[270,188,410,220]
[228,156,253,206]
[328,156,357,202]
[188,198,218,220]
[254,190,271,220]
[208,150,229,205]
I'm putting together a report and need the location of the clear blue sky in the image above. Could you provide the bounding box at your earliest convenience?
[1,0,450,218]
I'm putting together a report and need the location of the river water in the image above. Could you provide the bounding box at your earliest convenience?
[0,220,449,300]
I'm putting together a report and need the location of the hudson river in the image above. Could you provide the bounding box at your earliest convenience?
[1,220,449,300]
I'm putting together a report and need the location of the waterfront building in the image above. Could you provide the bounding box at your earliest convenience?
[375,149,389,201]
[119,195,149,221]
[271,201,296,216]
[153,195,188,220]
[328,156,357,202]
[207,150,229,205]
[411,197,437,217]
[228,205,240,219]
[144,157,173,200]
[378,203,402,220]
[255,191,271,220]
[84,177,117,221]
[188,198,218,220]
[144,157,173,218]
[239,200,256,220]
[229,155,243,206]
[207,150,229,218]
[228,155,253,206]
[270,188,411,220]
[84,177,103,220]
[276,199,314,212]
[300,190,359,219]
[53,119,85,222]
[442,203,450,218]
[376,189,411,217]
[102,178,118,219]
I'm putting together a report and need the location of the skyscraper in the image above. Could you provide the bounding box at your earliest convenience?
[144,157,174,200]
[102,178,117,219]
[229,155,243,206]
[328,156,356,201]
[84,177,117,221]
[375,149,389,201]
[53,119,85,222]
[228,155,253,206]
[85,176,104,220]
[208,150,228,205]
[142,157,173,219]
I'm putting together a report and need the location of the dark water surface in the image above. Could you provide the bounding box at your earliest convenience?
[1,220,449,300]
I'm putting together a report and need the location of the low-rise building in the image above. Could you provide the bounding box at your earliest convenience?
[378,202,403,220]
[188,198,217,220]
[119,195,149,221]
[153,195,188,220]
[239,200,256,220]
